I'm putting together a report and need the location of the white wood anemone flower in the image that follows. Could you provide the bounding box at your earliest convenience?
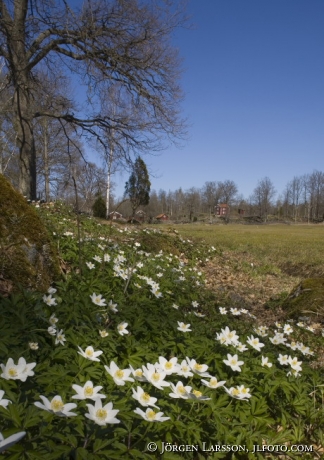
[34,395,77,417]
[188,389,211,401]
[77,346,103,362]
[201,377,226,389]
[142,364,170,390]
[104,361,134,386]
[85,400,120,426]
[0,431,26,453]
[43,294,57,306]
[117,322,129,336]
[134,407,170,422]
[131,387,159,408]
[0,390,11,408]
[129,365,147,382]
[169,381,192,399]
[0,357,36,382]
[90,293,106,306]
[176,360,194,378]
[223,354,244,372]
[108,300,118,313]
[186,358,211,378]
[224,385,251,400]
[261,356,273,368]
[72,381,106,401]
[247,335,265,352]
[155,357,180,375]
[177,322,192,332]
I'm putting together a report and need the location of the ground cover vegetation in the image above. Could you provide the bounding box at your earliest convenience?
[1,204,324,459]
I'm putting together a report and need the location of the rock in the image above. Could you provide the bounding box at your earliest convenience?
[282,278,324,320]
[0,175,59,295]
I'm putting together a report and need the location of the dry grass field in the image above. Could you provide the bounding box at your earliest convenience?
[163,222,324,323]
[166,222,324,277]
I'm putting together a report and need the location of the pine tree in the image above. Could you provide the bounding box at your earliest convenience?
[92,195,107,219]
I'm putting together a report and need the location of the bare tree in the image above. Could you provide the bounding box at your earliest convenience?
[308,170,324,221]
[201,181,218,220]
[252,177,276,222]
[184,187,200,222]
[284,175,304,221]
[217,180,238,205]
[0,0,187,199]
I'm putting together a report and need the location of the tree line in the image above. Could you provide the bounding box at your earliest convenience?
[116,172,324,223]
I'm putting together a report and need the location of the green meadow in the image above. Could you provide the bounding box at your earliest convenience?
[165,223,324,278]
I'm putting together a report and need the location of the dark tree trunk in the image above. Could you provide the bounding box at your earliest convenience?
[4,0,37,199]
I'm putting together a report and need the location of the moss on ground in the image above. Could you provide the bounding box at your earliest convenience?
[282,278,324,320]
[0,175,59,294]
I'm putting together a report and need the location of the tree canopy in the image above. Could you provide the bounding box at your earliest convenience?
[0,0,186,199]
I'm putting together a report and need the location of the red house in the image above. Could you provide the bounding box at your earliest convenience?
[155,213,169,221]
[215,204,229,216]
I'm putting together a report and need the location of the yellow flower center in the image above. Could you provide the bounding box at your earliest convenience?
[178,385,187,394]
[84,386,94,396]
[241,387,249,394]
[85,348,94,357]
[115,369,124,379]
[142,392,151,402]
[51,399,64,412]
[193,390,202,398]
[210,378,218,387]
[232,389,240,396]
[96,408,107,420]
[152,372,160,382]
[165,362,173,370]
[146,409,156,421]
[230,358,237,365]
[194,363,203,371]
[135,369,143,377]
[8,368,17,377]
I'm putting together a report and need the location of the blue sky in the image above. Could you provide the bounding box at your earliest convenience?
[97,0,324,201]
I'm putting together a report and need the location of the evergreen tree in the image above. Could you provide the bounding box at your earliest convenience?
[92,195,107,219]
[125,157,151,216]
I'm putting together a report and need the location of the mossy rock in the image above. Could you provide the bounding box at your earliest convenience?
[282,278,324,320]
[138,233,181,255]
[0,175,60,295]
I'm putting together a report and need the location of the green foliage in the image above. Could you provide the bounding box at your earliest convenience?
[92,195,107,219]
[125,157,151,215]
[0,204,323,459]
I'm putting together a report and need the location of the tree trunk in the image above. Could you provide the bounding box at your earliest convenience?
[5,0,37,200]
[14,79,37,200]
[43,119,50,201]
